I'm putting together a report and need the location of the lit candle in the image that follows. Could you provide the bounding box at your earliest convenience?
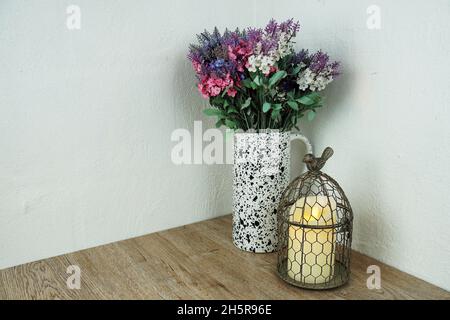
[287,195,337,284]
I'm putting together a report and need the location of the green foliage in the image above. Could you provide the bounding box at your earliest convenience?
[241,98,251,109]
[287,101,299,110]
[307,110,316,121]
[268,71,287,88]
[298,92,322,107]
[202,66,328,131]
[203,108,223,117]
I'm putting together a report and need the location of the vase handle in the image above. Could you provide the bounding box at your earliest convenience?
[290,132,313,172]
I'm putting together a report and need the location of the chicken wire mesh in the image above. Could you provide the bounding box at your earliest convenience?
[277,147,353,289]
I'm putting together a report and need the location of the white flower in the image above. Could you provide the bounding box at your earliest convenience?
[246,53,275,74]
[246,32,287,74]
[297,67,335,92]
[297,68,315,90]
[247,55,258,73]
[275,32,292,60]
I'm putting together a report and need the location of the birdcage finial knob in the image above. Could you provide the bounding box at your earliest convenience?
[303,147,334,172]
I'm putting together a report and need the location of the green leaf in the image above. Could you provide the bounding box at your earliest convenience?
[203,108,223,117]
[298,92,321,106]
[271,108,281,120]
[272,103,282,111]
[225,119,237,129]
[242,78,253,88]
[292,65,302,75]
[215,119,224,128]
[210,96,222,105]
[287,101,299,110]
[268,71,287,87]
[287,91,295,100]
[241,98,251,109]
[253,75,262,86]
[297,95,315,106]
[227,107,239,114]
[262,102,271,113]
[307,110,316,121]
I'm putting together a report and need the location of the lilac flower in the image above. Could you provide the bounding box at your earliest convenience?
[246,28,263,45]
[296,50,341,91]
[309,51,330,73]
[279,18,300,35]
[329,61,341,77]
[264,19,278,36]
[291,49,310,65]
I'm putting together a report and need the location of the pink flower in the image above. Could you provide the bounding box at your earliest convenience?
[210,86,221,96]
[214,78,225,87]
[198,83,209,99]
[227,87,237,97]
[197,74,237,99]
[223,73,233,86]
[192,60,202,73]
[228,46,237,61]
[207,78,216,87]
[228,41,253,66]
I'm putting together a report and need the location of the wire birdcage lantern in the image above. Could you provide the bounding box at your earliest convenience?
[277,147,353,289]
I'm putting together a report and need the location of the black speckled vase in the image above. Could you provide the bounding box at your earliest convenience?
[232,131,312,253]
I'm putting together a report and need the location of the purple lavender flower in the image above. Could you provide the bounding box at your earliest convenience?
[248,19,301,55]
[264,19,278,36]
[291,49,310,65]
[296,50,341,92]
[246,28,263,46]
[279,18,300,36]
[309,51,340,77]
[309,51,330,73]
[329,61,341,77]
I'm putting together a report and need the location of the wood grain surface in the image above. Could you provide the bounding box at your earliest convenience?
[0,215,448,300]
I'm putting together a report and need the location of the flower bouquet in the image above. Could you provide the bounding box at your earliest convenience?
[188,18,340,131]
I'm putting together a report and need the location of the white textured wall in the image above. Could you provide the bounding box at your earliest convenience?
[1,0,449,291]
[255,0,450,290]
[0,0,256,269]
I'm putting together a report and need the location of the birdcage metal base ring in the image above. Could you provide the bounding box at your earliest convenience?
[277,258,350,290]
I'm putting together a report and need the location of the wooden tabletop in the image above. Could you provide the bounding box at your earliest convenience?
[0,215,448,300]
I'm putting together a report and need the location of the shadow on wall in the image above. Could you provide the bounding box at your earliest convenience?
[325,66,357,119]
[172,52,207,126]
[298,57,358,146]
[290,139,308,179]
[298,63,395,261]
